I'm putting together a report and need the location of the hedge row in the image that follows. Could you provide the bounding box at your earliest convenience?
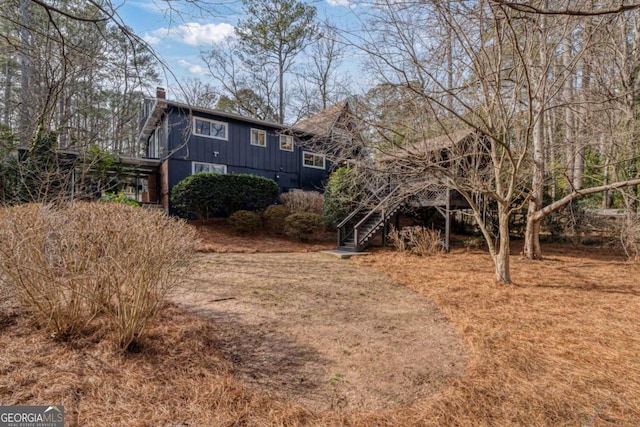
[171,173,279,220]
[228,209,325,240]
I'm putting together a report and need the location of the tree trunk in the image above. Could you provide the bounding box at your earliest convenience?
[524,103,545,260]
[573,145,585,190]
[625,185,638,217]
[573,23,591,191]
[278,56,284,124]
[19,0,30,145]
[3,58,11,127]
[602,155,612,209]
[563,37,575,187]
[494,204,512,284]
[446,0,453,113]
[524,216,541,259]
[547,109,556,201]
[524,17,547,260]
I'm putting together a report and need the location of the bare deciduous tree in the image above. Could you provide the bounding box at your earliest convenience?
[293,23,351,120]
[329,0,640,278]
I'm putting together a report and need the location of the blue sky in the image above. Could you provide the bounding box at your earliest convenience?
[116,0,363,95]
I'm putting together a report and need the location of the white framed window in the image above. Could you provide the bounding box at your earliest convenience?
[279,134,294,152]
[192,162,227,174]
[303,152,325,169]
[193,117,228,140]
[251,128,267,147]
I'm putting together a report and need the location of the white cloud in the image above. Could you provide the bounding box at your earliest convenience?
[327,0,353,7]
[178,59,207,75]
[149,22,235,47]
[142,33,161,45]
[189,64,207,74]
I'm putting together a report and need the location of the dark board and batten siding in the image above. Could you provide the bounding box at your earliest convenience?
[164,106,329,195]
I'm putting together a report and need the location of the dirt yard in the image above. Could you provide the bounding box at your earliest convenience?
[172,252,467,412]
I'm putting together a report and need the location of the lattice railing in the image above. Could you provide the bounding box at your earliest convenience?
[412,185,448,206]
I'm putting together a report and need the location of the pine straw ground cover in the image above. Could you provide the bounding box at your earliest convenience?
[193,218,335,253]
[1,234,639,426]
[350,244,640,426]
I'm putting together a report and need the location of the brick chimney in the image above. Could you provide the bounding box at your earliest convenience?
[156,87,166,99]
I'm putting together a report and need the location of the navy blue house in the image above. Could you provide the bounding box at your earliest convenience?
[136,88,350,211]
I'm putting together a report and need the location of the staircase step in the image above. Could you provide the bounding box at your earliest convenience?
[337,185,407,253]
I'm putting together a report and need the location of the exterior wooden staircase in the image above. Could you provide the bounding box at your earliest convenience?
[337,184,404,252]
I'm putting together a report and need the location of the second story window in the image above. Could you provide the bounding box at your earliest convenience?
[251,129,267,147]
[279,135,294,151]
[194,117,227,140]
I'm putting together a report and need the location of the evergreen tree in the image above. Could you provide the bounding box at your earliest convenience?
[235,0,318,123]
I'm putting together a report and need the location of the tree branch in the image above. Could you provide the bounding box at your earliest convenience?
[492,0,640,16]
[532,178,640,221]
[29,0,110,23]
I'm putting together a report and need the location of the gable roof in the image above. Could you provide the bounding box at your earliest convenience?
[293,100,349,136]
[166,99,289,131]
[380,129,484,163]
[152,98,352,137]
[139,90,355,150]
[403,130,475,157]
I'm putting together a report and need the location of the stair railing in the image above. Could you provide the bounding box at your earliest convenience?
[337,183,391,247]
[352,185,402,251]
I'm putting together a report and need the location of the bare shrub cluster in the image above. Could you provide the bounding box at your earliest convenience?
[280,190,324,215]
[0,202,196,349]
[541,203,601,243]
[621,217,640,261]
[388,226,444,256]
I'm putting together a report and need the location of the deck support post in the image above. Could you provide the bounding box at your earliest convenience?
[445,189,451,253]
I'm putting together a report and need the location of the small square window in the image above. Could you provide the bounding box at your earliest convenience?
[251,129,267,147]
[279,135,294,151]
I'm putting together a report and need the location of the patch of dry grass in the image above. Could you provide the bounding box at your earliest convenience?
[350,244,640,426]
[0,304,316,426]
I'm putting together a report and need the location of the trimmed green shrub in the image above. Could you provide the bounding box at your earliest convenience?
[284,212,325,240]
[323,167,363,227]
[262,205,289,234]
[171,173,279,219]
[228,210,262,234]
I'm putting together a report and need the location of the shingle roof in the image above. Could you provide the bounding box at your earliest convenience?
[404,130,475,156]
[293,100,349,136]
[379,130,479,162]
